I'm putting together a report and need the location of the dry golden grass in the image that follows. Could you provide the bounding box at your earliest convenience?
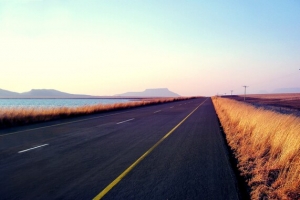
[212,97,300,200]
[0,97,193,128]
[226,93,300,110]
[244,93,300,100]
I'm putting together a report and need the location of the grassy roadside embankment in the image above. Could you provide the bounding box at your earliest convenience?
[212,97,300,200]
[0,97,194,128]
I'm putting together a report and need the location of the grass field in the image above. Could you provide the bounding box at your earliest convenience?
[0,97,193,128]
[224,93,300,110]
[212,97,300,200]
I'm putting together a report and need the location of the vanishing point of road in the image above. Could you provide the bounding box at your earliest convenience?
[0,98,243,199]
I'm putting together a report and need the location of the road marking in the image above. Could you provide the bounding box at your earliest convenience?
[170,107,174,108]
[116,118,134,124]
[153,110,161,113]
[18,144,49,153]
[93,98,208,200]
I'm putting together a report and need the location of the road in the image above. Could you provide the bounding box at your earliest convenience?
[0,98,242,199]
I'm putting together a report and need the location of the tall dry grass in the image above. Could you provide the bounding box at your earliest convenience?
[212,97,300,200]
[0,97,193,128]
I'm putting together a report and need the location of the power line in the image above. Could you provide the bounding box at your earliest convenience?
[242,86,249,101]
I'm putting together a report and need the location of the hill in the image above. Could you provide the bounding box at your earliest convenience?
[0,89,20,97]
[20,89,91,98]
[0,89,92,98]
[272,88,300,93]
[116,88,180,97]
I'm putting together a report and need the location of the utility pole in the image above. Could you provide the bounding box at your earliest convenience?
[231,90,233,96]
[243,86,249,101]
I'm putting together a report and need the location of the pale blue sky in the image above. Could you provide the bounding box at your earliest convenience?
[1,0,299,96]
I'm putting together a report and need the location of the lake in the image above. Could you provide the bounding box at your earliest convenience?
[0,99,132,108]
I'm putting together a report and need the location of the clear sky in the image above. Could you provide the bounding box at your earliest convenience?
[1,0,299,96]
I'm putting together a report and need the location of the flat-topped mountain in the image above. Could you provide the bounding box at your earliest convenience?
[116,88,180,97]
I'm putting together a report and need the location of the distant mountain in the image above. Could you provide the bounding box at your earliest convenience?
[0,89,93,98]
[20,89,78,97]
[0,88,181,98]
[116,88,180,97]
[273,88,300,93]
[257,90,269,94]
[0,89,20,97]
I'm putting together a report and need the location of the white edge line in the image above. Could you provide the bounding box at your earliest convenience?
[116,118,134,124]
[18,144,49,153]
[154,110,161,113]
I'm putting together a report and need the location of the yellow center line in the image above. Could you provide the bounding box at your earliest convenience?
[93,98,208,200]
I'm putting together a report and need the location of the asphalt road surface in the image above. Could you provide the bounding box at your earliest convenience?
[0,98,242,200]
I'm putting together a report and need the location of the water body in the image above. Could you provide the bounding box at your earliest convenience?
[0,99,131,108]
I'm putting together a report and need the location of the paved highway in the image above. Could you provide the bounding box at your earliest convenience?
[0,98,242,199]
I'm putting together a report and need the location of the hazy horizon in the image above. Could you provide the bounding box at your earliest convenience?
[1,87,300,97]
[1,1,299,96]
